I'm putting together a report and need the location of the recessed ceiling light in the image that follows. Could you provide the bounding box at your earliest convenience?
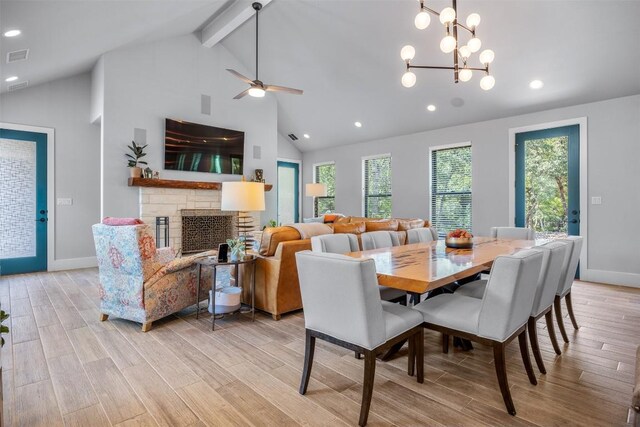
[427,104,436,112]
[3,30,21,38]
[529,79,544,89]
[303,133,310,139]
[354,121,362,128]
[5,76,18,82]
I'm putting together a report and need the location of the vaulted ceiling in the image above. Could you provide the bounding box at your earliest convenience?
[2,0,639,152]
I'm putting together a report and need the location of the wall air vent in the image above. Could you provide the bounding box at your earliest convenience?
[288,133,298,141]
[7,49,29,63]
[7,81,29,91]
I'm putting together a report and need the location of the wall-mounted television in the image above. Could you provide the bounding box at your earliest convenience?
[164,118,244,175]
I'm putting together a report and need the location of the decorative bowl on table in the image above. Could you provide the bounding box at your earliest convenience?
[445,229,474,249]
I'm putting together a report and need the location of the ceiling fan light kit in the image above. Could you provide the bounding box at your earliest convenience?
[401,0,495,90]
[227,2,303,99]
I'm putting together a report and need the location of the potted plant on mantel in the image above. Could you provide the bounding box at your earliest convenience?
[126,140,148,178]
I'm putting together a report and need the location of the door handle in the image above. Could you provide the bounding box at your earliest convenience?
[36,218,47,222]
[40,209,48,214]
[570,219,578,224]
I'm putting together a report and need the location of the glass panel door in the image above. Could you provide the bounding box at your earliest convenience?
[515,125,580,239]
[0,129,48,275]
[277,161,299,226]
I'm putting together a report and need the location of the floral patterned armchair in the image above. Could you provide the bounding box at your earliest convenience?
[92,223,214,331]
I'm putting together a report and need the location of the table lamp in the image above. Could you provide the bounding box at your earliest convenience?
[305,183,327,216]
[221,180,266,251]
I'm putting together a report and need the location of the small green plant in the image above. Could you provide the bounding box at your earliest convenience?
[268,219,277,228]
[0,309,9,347]
[226,238,245,260]
[126,141,148,168]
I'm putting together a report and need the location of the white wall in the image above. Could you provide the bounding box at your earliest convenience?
[100,35,279,225]
[277,133,302,161]
[0,73,101,264]
[302,94,640,286]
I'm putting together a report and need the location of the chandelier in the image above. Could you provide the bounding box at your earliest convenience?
[400,0,495,90]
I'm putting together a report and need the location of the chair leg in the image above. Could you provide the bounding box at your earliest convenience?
[141,322,152,332]
[545,311,562,355]
[355,351,361,360]
[415,329,424,384]
[359,351,376,427]
[442,333,449,354]
[528,317,546,374]
[565,291,579,330]
[554,295,570,343]
[493,342,516,416]
[518,327,538,385]
[407,335,415,377]
[299,330,316,395]
[100,313,109,322]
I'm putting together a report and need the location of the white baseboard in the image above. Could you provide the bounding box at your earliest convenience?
[49,256,98,271]
[581,268,640,288]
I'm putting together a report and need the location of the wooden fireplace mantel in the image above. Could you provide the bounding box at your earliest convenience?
[128,178,273,191]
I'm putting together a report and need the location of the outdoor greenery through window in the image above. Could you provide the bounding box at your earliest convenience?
[431,145,472,235]
[314,162,335,216]
[363,155,392,218]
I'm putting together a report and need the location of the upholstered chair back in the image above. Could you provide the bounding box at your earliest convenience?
[531,242,569,317]
[491,227,535,240]
[556,236,583,296]
[296,251,386,350]
[361,231,401,251]
[407,228,437,244]
[311,234,359,254]
[478,249,543,341]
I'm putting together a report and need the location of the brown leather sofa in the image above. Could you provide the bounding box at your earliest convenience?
[248,217,430,320]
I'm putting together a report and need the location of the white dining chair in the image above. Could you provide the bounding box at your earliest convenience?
[406,227,438,244]
[296,251,424,426]
[456,241,569,373]
[358,231,406,305]
[491,226,535,240]
[413,249,543,416]
[554,236,584,343]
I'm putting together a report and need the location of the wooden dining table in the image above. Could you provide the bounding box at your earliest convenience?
[346,236,538,294]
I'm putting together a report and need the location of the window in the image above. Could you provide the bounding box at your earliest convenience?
[314,162,335,216]
[430,144,472,235]
[363,154,392,218]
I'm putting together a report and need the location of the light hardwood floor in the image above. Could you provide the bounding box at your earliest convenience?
[1,269,639,426]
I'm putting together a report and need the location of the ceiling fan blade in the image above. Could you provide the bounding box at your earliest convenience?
[226,69,254,84]
[233,88,250,99]
[265,85,303,95]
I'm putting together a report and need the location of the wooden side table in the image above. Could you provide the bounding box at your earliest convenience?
[195,256,256,331]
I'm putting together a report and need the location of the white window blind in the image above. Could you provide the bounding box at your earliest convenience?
[314,163,335,216]
[363,155,392,218]
[431,145,472,235]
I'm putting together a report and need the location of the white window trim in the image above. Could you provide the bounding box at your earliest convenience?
[361,153,392,218]
[312,161,336,217]
[428,142,472,231]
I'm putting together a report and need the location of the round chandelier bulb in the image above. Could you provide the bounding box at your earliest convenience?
[467,37,482,53]
[248,87,266,97]
[466,13,481,28]
[479,49,495,64]
[414,11,431,29]
[400,45,416,62]
[458,45,471,59]
[401,71,417,88]
[440,35,456,53]
[459,68,472,82]
[439,7,456,24]
[480,75,495,90]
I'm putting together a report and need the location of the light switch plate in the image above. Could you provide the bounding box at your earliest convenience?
[57,198,73,206]
[591,196,602,205]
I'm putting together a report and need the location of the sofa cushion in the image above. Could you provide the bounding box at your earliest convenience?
[365,219,399,232]
[332,221,366,235]
[259,226,301,257]
[303,216,324,223]
[397,219,425,231]
[289,223,333,240]
[323,213,344,223]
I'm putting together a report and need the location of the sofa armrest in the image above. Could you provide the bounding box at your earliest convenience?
[145,250,216,287]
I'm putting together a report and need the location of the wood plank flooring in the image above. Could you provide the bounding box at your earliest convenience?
[1,269,638,426]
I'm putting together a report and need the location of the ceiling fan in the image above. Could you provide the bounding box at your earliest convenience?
[227,2,303,99]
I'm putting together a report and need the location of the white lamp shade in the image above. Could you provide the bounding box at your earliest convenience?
[221,181,265,211]
[305,183,327,197]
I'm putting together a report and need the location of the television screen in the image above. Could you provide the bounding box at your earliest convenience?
[164,119,244,175]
